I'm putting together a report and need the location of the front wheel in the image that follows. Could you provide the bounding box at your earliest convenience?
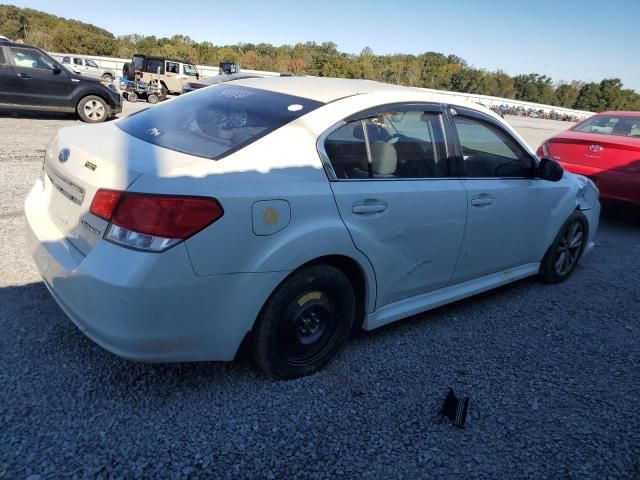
[77,95,110,123]
[539,210,588,284]
[251,265,355,379]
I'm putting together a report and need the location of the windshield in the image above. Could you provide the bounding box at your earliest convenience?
[573,115,640,138]
[183,64,199,76]
[117,85,323,160]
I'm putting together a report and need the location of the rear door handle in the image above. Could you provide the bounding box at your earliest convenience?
[17,73,31,79]
[471,195,494,207]
[352,202,387,215]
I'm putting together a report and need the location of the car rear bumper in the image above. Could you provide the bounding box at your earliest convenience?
[25,181,287,362]
[560,161,640,206]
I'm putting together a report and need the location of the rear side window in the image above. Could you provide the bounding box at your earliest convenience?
[117,85,323,160]
[0,48,5,65]
[324,110,448,179]
[146,58,164,74]
[73,58,83,65]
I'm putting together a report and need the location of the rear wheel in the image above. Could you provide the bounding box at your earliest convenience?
[251,265,355,379]
[127,92,138,103]
[102,73,114,82]
[539,210,588,283]
[77,95,109,123]
[147,93,159,104]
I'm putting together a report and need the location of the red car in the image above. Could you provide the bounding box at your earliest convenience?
[537,112,640,206]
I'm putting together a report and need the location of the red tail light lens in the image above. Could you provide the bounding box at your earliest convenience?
[90,189,224,239]
[90,189,122,220]
[112,194,223,239]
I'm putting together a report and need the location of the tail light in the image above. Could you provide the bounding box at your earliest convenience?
[541,142,550,157]
[90,189,223,252]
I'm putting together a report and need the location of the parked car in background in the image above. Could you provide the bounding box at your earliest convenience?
[26,77,599,379]
[122,54,200,96]
[538,111,640,206]
[60,55,116,82]
[0,39,122,122]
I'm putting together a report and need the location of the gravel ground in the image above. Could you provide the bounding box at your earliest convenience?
[1,107,639,479]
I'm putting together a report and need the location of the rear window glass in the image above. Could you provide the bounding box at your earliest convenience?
[573,115,640,138]
[117,85,323,160]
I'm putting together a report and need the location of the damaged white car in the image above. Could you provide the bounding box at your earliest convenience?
[25,77,600,378]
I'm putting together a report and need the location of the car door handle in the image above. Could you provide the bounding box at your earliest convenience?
[17,73,31,79]
[352,202,387,215]
[471,195,494,207]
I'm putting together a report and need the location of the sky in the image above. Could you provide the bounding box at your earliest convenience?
[9,0,640,91]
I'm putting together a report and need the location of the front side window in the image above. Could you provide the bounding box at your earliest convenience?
[9,47,56,70]
[453,116,535,178]
[324,110,448,179]
[183,64,199,76]
[85,59,99,68]
[166,61,179,74]
[573,115,640,138]
[117,84,323,160]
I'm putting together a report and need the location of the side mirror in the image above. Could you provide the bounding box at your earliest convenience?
[52,66,62,74]
[196,73,200,80]
[538,157,564,182]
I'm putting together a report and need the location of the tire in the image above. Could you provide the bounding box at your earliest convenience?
[127,92,138,103]
[539,210,588,284]
[102,73,114,82]
[147,94,159,104]
[251,265,356,379]
[122,62,135,81]
[77,95,110,123]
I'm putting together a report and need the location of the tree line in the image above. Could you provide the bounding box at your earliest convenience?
[2,5,639,112]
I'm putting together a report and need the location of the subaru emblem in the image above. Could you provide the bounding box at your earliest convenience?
[58,148,70,163]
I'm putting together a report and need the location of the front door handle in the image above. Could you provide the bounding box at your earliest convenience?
[471,195,494,207]
[17,73,31,79]
[352,201,387,215]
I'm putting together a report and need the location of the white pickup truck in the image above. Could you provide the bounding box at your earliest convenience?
[61,55,116,82]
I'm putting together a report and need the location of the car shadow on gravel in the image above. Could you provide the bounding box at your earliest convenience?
[0,281,259,397]
[0,109,77,121]
[599,202,640,229]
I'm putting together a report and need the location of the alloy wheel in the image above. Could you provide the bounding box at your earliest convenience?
[554,220,584,276]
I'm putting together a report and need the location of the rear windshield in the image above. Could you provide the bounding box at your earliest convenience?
[573,115,640,138]
[117,85,323,160]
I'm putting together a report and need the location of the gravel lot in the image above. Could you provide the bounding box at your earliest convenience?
[1,106,639,479]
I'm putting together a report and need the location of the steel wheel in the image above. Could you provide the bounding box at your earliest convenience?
[83,100,106,120]
[276,291,339,368]
[251,264,355,379]
[554,220,584,276]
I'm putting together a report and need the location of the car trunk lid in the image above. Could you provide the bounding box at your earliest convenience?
[546,130,640,170]
[43,122,204,256]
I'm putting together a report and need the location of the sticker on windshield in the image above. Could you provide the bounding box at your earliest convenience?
[288,104,304,112]
[145,128,162,137]
[218,88,254,99]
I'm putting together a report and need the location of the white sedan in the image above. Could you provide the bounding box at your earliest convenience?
[25,77,600,378]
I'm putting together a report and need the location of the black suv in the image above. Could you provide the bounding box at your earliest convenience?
[0,40,122,123]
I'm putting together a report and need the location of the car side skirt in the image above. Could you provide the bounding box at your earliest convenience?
[364,263,540,330]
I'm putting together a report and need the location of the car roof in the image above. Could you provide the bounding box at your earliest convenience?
[595,111,640,117]
[203,73,263,85]
[229,76,481,108]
